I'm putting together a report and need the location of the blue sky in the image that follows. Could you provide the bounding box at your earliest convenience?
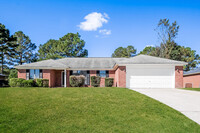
[1,0,200,57]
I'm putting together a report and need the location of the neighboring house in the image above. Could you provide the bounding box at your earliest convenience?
[183,68,200,88]
[0,74,7,80]
[15,55,187,88]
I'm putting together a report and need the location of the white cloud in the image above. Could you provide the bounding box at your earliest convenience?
[78,12,109,31]
[99,29,111,35]
[145,45,155,47]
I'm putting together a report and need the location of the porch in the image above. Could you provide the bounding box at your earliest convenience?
[46,70,116,88]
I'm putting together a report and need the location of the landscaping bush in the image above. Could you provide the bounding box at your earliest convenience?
[105,78,114,87]
[42,79,49,87]
[69,75,85,87]
[8,69,18,80]
[16,78,25,87]
[22,80,34,87]
[9,78,18,87]
[9,78,25,87]
[91,76,101,87]
[35,79,43,87]
[9,78,49,87]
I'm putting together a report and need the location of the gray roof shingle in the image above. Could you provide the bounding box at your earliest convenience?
[15,59,68,69]
[15,54,187,70]
[184,67,200,76]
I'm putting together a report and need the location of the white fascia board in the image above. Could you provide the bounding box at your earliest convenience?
[15,67,68,70]
[68,68,115,70]
[117,64,185,66]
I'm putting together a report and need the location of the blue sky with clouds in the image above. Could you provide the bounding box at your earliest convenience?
[1,0,200,57]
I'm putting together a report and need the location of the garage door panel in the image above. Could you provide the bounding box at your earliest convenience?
[127,65,175,88]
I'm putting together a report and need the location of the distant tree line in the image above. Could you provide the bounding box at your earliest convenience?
[112,19,200,71]
[0,23,88,74]
[1,18,199,75]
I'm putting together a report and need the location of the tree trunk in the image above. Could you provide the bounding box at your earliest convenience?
[20,53,22,65]
[1,54,3,74]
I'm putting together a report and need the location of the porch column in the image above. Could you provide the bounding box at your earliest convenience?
[64,69,67,87]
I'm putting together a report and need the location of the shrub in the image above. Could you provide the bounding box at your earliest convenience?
[16,78,25,87]
[9,78,25,87]
[91,76,101,87]
[69,75,85,87]
[9,78,18,87]
[8,69,18,80]
[105,78,114,87]
[35,79,43,87]
[42,79,49,87]
[22,80,34,87]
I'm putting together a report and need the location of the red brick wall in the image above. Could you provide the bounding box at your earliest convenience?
[18,69,26,79]
[115,66,126,88]
[109,70,115,87]
[175,66,183,88]
[100,78,105,87]
[18,69,119,88]
[183,74,200,88]
[43,69,51,87]
[89,70,116,87]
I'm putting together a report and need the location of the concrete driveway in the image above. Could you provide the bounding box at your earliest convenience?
[131,88,200,125]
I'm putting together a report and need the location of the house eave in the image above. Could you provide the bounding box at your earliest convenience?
[183,72,200,76]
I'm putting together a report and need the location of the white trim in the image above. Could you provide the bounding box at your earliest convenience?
[64,69,67,87]
[173,66,175,88]
[118,64,186,66]
[61,71,64,87]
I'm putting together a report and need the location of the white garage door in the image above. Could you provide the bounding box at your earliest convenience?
[126,65,175,88]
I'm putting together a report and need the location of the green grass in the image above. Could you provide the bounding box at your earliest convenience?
[180,88,200,91]
[0,87,200,133]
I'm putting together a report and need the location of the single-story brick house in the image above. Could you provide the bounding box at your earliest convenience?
[183,68,200,88]
[15,55,187,88]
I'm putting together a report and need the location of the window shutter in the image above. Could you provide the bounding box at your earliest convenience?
[39,69,43,79]
[87,71,90,85]
[106,70,109,77]
[96,70,100,76]
[70,70,73,75]
[26,69,30,80]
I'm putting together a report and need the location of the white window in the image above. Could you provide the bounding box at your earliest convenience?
[30,69,40,79]
[99,70,106,77]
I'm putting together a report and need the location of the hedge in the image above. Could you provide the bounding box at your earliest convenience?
[105,78,114,87]
[22,80,34,87]
[35,79,43,87]
[69,75,85,87]
[9,78,24,87]
[42,79,49,87]
[9,78,49,87]
[91,76,101,87]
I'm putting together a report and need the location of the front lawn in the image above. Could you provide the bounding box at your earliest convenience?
[180,88,200,91]
[0,87,200,132]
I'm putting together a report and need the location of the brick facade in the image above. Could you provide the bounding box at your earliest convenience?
[175,66,184,88]
[18,69,26,79]
[17,68,125,88]
[183,74,200,88]
[18,65,181,88]
[115,66,126,88]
